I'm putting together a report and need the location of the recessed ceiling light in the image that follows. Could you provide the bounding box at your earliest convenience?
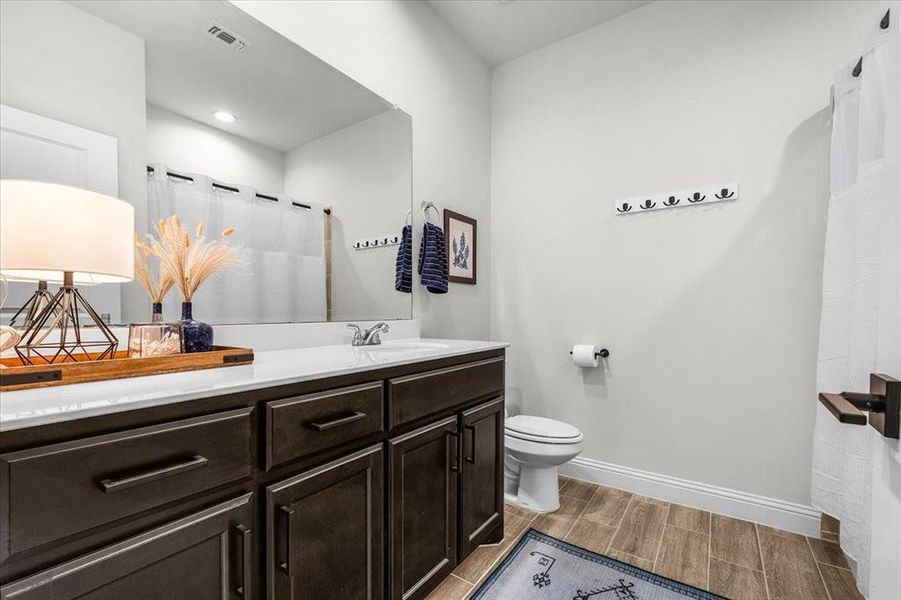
[213,110,237,123]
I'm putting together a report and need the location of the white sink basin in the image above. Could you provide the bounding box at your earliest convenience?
[373,341,450,351]
[361,341,450,363]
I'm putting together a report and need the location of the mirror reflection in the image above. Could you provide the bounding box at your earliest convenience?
[0,0,413,326]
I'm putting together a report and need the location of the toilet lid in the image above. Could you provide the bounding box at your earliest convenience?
[505,415,583,444]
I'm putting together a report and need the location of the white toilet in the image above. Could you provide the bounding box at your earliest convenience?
[504,414,584,513]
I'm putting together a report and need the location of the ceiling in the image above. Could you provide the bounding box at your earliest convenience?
[429,0,652,67]
[72,0,392,152]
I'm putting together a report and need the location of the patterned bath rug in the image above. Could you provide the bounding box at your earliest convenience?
[471,529,726,600]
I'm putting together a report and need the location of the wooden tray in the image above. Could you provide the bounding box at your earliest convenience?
[0,346,254,391]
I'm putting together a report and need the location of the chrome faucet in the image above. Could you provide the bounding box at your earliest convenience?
[347,322,390,346]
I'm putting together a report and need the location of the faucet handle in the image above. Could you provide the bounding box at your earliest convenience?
[346,324,363,345]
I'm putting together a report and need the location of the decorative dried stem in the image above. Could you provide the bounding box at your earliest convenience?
[133,234,174,303]
[149,215,242,302]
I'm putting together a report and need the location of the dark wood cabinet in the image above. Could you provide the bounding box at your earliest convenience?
[0,407,253,561]
[266,444,384,600]
[0,493,254,600]
[388,416,459,600]
[0,349,506,600]
[265,382,384,470]
[388,356,505,428]
[459,397,505,556]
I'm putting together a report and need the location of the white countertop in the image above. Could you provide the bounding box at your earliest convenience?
[0,338,508,432]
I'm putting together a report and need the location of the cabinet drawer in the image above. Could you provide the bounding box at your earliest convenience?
[265,382,384,469]
[0,407,253,559]
[0,493,254,600]
[388,357,504,427]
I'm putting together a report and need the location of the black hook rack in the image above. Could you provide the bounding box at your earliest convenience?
[615,182,739,216]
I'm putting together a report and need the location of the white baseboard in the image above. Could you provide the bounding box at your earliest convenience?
[559,456,821,537]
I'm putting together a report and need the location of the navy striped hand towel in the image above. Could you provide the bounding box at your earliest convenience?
[395,224,412,293]
[418,222,448,294]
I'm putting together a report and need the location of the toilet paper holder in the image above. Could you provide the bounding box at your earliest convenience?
[570,348,609,358]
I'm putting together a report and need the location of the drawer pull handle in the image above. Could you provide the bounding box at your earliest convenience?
[306,411,366,431]
[235,524,251,598]
[465,424,477,464]
[98,454,208,494]
[279,505,295,576]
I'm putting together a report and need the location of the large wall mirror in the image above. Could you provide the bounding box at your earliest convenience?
[0,0,413,326]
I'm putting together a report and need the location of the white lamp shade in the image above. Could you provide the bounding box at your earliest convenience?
[0,180,134,283]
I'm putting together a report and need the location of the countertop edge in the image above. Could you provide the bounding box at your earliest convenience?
[0,339,509,432]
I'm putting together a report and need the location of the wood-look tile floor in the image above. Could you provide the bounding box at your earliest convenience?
[427,477,860,600]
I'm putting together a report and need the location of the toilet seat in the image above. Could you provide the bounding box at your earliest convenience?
[505,415,583,445]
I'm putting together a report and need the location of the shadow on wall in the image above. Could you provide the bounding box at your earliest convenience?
[330,215,413,322]
[623,106,833,493]
[330,217,369,320]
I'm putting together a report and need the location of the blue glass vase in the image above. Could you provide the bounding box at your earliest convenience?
[180,302,213,353]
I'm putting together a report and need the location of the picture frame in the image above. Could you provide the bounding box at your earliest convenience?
[444,209,477,285]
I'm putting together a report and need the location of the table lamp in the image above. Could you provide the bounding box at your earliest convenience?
[7,279,56,330]
[0,180,134,364]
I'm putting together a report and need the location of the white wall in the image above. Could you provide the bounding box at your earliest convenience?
[231,0,491,339]
[285,109,412,321]
[490,0,880,505]
[146,104,286,194]
[0,1,145,219]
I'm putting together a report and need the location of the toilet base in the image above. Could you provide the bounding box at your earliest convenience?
[504,464,562,513]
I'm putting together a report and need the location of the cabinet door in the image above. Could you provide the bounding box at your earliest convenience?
[0,493,254,600]
[459,397,505,558]
[388,416,458,600]
[266,444,383,600]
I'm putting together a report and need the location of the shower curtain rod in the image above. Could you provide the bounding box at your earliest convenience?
[146,165,331,214]
[852,8,890,78]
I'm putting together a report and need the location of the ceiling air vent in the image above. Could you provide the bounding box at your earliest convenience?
[206,22,249,52]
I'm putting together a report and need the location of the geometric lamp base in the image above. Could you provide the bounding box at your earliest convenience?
[8,280,56,331]
[14,272,118,365]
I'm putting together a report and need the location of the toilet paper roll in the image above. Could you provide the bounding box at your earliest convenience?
[572,344,600,368]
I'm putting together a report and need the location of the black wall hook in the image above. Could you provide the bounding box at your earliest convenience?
[853,9,888,78]
[617,202,632,213]
[715,188,734,199]
[639,199,656,210]
[663,195,680,207]
[688,192,705,203]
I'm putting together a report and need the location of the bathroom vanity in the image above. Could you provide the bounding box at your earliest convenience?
[0,340,507,600]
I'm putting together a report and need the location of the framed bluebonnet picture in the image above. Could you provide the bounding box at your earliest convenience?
[444,209,477,285]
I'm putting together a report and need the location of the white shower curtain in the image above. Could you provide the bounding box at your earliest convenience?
[148,165,326,324]
[812,10,900,599]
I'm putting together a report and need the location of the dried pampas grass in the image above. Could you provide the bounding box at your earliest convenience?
[150,215,242,302]
[133,234,174,303]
